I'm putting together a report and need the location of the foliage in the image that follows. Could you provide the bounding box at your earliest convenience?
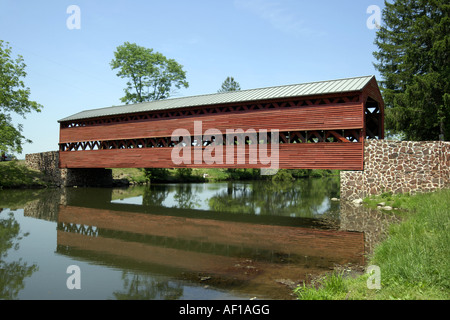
[0,160,50,188]
[294,189,450,300]
[225,168,262,181]
[271,170,294,182]
[139,168,338,183]
[370,189,450,294]
[362,191,412,211]
[111,167,148,185]
[294,272,348,300]
[174,168,194,180]
[143,168,170,182]
[111,42,189,104]
[218,76,241,93]
[373,0,450,140]
[0,41,43,153]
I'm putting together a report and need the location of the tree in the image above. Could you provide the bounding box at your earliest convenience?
[373,0,449,141]
[0,41,42,154]
[218,76,241,93]
[111,42,189,104]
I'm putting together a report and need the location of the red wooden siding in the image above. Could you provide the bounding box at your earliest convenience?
[59,143,364,170]
[58,79,384,170]
[363,77,384,105]
[59,103,363,144]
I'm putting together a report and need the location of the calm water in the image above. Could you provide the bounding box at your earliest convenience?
[0,177,394,300]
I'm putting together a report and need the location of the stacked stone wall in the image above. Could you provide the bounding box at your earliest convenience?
[25,151,113,187]
[341,141,450,200]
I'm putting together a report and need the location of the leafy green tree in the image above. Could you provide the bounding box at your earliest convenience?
[218,76,241,93]
[143,168,170,183]
[0,41,43,153]
[373,0,449,141]
[111,42,189,104]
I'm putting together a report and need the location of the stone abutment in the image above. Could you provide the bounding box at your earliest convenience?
[25,151,113,187]
[341,140,450,201]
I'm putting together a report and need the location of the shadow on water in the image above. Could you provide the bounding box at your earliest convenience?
[0,177,399,300]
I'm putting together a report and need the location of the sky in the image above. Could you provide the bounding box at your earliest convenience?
[0,0,385,158]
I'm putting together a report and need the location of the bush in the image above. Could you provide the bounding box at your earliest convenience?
[271,170,294,181]
[175,168,193,179]
[143,168,170,182]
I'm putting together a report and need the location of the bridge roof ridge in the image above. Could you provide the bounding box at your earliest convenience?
[58,75,375,122]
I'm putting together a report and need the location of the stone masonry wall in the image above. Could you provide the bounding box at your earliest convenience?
[25,151,113,187]
[341,140,450,201]
[25,151,62,185]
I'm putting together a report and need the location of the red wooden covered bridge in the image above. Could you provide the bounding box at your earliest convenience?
[58,75,384,171]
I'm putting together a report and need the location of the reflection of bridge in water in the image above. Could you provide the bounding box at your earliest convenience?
[18,186,397,299]
[57,204,365,265]
[53,188,365,299]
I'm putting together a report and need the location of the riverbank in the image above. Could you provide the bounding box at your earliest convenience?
[0,160,52,189]
[294,188,450,300]
[131,168,339,184]
[0,161,339,189]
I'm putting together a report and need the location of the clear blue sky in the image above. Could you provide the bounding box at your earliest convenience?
[0,0,385,158]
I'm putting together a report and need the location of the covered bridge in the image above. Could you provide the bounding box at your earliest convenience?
[58,75,384,170]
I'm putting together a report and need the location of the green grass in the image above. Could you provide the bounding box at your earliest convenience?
[0,160,51,189]
[111,168,340,184]
[294,272,349,300]
[111,167,148,184]
[362,191,413,210]
[191,168,231,181]
[294,189,450,300]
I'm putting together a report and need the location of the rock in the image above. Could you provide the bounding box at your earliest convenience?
[331,197,339,201]
[275,279,296,288]
[352,198,363,205]
[377,202,386,207]
[382,206,393,211]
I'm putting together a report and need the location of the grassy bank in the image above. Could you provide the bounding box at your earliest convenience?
[114,167,340,184]
[294,189,450,300]
[1,162,338,189]
[0,160,51,189]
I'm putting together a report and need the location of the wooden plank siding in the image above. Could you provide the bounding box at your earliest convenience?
[59,143,364,170]
[58,78,384,170]
[59,103,363,144]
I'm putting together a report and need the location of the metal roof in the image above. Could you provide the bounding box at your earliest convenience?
[59,75,375,122]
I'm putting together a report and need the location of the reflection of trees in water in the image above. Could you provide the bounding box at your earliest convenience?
[140,177,340,218]
[0,212,38,299]
[172,184,201,209]
[143,184,202,209]
[142,185,170,207]
[112,272,183,300]
[208,177,340,218]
